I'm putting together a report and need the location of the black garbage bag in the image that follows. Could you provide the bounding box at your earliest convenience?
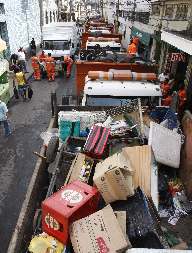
[13,86,19,99]
[111,187,164,248]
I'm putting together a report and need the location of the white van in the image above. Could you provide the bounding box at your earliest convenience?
[82,77,162,106]
[42,22,79,59]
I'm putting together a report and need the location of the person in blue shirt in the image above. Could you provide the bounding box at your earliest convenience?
[0,99,11,137]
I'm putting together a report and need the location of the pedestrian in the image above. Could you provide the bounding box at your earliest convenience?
[14,67,28,100]
[17,47,28,73]
[161,78,170,96]
[39,51,47,78]
[162,90,173,106]
[45,53,55,81]
[178,83,187,116]
[63,55,73,78]
[127,37,138,56]
[0,99,11,137]
[30,38,36,56]
[31,53,41,80]
[158,71,169,83]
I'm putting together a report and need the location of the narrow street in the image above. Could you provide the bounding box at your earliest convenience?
[0,68,76,252]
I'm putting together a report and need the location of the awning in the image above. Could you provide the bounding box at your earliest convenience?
[161,30,192,56]
[131,27,151,46]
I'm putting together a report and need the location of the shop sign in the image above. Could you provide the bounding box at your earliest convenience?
[171,53,186,62]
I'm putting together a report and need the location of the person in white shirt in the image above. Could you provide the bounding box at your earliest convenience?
[158,71,169,83]
[17,47,28,73]
[0,99,11,137]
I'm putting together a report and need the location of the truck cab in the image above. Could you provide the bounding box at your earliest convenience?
[82,77,162,106]
[42,22,79,59]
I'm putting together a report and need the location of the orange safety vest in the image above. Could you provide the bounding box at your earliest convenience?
[31,56,40,70]
[45,57,55,71]
[64,56,73,64]
[162,95,172,106]
[127,43,137,54]
[39,53,47,62]
[178,89,186,107]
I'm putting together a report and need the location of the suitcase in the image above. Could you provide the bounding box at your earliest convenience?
[84,125,110,158]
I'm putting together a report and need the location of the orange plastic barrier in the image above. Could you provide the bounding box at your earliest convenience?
[88,71,113,80]
[88,70,157,81]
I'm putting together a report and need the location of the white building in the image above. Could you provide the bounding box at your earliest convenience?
[43,0,58,25]
[0,0,41,56]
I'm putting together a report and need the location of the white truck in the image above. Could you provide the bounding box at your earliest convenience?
[42,22,79,59]
[82,76,162,106]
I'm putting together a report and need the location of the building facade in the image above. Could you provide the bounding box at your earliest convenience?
[0,0,41,56]
[42,0,58,25]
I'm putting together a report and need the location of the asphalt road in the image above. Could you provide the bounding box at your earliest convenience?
[0,67,76,252]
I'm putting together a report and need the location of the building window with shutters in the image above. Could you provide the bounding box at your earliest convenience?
[53,11,55,22]
[46,11,48,24]
[50,11,52,23]
[175,4,188,20]
[152,4,160,16]
[0,3,5,14]
[164,4,174,19]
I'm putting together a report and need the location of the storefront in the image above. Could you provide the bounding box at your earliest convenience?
[0,38,10,104]
[131,26,153,60]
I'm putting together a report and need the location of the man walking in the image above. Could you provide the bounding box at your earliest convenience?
[17,47,28,73]
[30,38,36,56]
[45,53,55,81]
[0,99,11,137]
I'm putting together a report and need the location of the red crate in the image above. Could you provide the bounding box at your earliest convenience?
[42,180,100,244]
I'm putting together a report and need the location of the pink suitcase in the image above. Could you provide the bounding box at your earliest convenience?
[84,125,110,158]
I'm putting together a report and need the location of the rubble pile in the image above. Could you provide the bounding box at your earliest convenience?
[28,103,192,253]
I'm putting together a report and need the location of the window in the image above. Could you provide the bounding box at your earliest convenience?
[53,11,55,22]
[152,4,160,16]
[50,11,52,23]
[45,11,48,24]
[175,4,188,20]
[164,4,174,19]
[0,3,5,14]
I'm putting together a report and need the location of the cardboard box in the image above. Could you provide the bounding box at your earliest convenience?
[66,153,94,185]
[122,145,152,197]
[42,180,100,244]
[93,152,134,203]
[70,205,128,253]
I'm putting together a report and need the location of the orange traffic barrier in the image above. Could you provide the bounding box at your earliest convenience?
[88,71,113,80]
[88,70,157,81]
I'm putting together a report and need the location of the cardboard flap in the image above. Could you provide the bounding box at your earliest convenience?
[122,145,151,197]
[70,205,128,253]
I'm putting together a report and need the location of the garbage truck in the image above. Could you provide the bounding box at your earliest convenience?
[42,22,79,59]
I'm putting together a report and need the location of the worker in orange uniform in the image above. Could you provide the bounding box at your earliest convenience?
[31,54,41,80]
[127,37,139,55]
[45,53,55,81]
[178,83,187,114]
[39,51,47,79]
[39,51,47,63]
[63,55,73,78]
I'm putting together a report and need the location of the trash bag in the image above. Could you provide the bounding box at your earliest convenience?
[13,86,19,99]
[28,86,33,99]
[111,187,164,248]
